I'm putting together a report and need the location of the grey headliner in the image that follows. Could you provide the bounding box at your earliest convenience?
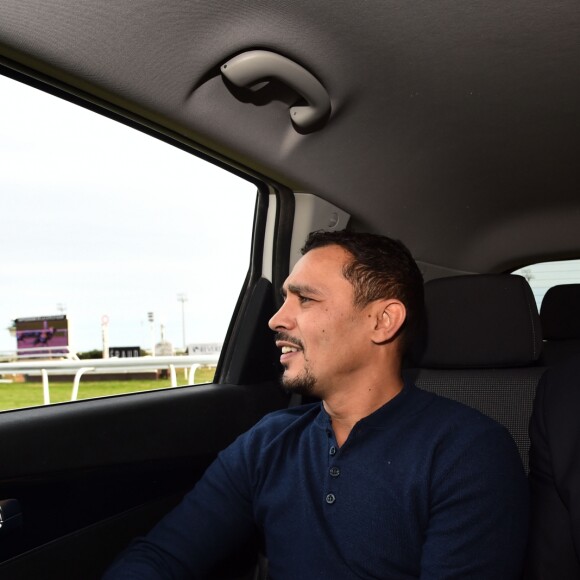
[0,0,579,273]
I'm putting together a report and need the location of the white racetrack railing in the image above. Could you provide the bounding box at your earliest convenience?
[0,345,79,361]
[0,355,219,405]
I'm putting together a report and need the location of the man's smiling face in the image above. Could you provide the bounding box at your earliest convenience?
[268,244,376,397]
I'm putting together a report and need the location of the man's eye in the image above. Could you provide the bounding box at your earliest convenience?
[299,295,312,304]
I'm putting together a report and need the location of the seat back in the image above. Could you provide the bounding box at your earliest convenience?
[540,284,580,366]
[404,274,545,472]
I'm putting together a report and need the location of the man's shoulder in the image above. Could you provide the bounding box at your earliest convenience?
[219,403,321,466]
[255,401,321,427]
[407,386,525,477]
[410,384,508,437]
[242,401,322,443]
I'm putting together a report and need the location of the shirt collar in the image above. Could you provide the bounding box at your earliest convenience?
[313,380,419,431]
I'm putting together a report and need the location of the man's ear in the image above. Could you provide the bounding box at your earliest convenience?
[371,300,406,344]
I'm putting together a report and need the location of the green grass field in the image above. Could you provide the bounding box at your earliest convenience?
[0,367,216,412]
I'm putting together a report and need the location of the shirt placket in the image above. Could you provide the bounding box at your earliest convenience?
[325,428,341,506]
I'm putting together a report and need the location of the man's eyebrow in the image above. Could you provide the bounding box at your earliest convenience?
[284,283,323,296]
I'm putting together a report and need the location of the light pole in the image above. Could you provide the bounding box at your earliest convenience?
[147,311,155,356]
[101,315,110,359]
[177,293,188,352]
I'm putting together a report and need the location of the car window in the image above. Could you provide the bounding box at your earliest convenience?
[512,259,580,309]
[0,74,257,411]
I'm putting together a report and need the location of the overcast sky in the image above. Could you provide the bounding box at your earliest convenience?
[0,74,256,353]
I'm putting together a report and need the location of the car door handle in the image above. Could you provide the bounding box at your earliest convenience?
[0,499,23,536]
[221,50,331,131]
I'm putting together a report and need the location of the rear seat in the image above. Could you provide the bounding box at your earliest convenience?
[404,273,546,473]
[540,284,580,366]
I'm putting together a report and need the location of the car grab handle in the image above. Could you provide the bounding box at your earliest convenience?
[221,50,331,131]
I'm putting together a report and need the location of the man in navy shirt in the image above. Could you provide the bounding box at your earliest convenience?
[104,231,529,579]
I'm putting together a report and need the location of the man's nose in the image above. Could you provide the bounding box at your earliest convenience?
[268,300,293,331]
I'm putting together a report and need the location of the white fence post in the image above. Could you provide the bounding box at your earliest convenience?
[169,364,177,388]
[41,369,50,405]
[188,363,200,385]
[71,367,95,401]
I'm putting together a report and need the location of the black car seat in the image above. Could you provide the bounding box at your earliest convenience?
[540,284,580,366]
[404,273,546,473]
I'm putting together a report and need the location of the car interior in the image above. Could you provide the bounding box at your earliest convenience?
[0,0,579,578]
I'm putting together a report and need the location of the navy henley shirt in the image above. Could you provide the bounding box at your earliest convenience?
[104,383,529,579]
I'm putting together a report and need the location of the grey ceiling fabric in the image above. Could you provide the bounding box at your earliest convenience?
[1,0,579,273]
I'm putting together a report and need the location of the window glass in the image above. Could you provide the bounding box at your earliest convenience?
[512,259,580,309]
[0,75,256,411]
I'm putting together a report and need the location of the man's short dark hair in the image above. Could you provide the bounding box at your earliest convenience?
[302,230,424,349]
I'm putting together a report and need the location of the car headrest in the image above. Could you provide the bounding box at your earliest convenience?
[408,274,542,368]
[541,284,580,340]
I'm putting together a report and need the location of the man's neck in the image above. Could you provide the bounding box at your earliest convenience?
[322,372,404,447]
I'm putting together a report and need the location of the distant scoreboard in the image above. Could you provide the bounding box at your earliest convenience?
[15,315,69,357]
[109,346,141,358]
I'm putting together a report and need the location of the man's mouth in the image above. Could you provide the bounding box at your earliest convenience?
[275,332,303,349]
[281,345,300,354]
[275,333,303,362]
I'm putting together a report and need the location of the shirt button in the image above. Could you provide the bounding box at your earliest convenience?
[329,467,340,477]
[329,446,337,456]
[325,493,336,505]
